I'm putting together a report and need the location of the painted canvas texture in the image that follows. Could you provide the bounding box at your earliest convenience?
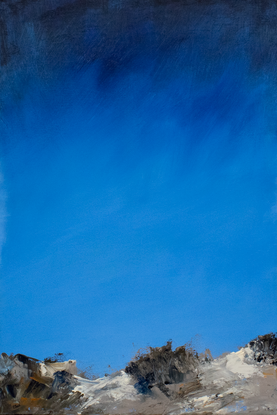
[0,0,276,413]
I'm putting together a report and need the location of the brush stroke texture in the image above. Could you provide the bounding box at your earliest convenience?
[1,334,277,414]
[0,0,276,374]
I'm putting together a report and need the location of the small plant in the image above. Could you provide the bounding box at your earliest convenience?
[44,353,67,363]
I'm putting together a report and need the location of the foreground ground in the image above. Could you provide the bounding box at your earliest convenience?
[0,334,277,414]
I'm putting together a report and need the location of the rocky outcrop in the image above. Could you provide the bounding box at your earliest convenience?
[2,334,277,414]
[0,353,81,414]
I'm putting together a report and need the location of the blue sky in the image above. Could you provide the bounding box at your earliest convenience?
[0,1,276,375]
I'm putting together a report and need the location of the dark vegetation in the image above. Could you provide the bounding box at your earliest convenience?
[248,333,277,365]
[125,340,200,396]
[44,353,67,363]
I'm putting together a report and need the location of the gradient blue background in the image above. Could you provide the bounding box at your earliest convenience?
[0,0,276,375]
